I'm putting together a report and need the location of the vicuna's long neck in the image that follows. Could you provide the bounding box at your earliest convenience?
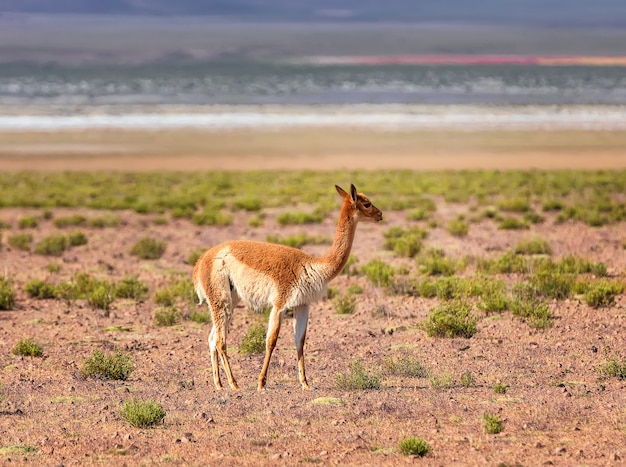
[320,198,357,281]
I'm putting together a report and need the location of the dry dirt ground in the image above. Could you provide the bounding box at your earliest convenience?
[1,150,626,466]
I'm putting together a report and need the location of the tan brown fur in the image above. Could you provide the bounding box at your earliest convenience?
[193,184,382,391]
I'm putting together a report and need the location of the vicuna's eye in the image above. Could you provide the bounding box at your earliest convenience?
[363,202,371,208]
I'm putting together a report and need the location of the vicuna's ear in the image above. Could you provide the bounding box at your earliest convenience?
[335,185,348,198]
[350,184,358,203]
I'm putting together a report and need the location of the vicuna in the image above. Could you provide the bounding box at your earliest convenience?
[193,184,382,391]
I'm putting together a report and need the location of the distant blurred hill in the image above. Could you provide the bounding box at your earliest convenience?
[1,0,626,27]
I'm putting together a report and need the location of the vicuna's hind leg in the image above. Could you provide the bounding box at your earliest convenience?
[205,266,240,391]
[208,327,222,390]
[258,308,283,391]
[293,305,311,390]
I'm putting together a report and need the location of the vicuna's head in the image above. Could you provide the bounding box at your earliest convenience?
[335,184,383,223]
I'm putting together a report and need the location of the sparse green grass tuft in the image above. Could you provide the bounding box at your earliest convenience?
[276,211,323,226]
[8,233,33,251]
[189,310,212,323]
[119,398,166,428]
[493,381,508,394]
[460,371,475,388]
[24,279,58,299]
[382,354,428,378]
[115,276,148,300]
[577,278,625,308]
[67,230,88,247]
[34,234,68,256]
[266,233,330,249]
[192,210,233,226]
[87,282,115,311]
[333,292,356,315]
[383,226,427,258]
[154,308,181,327]
[130,237,166,260]
[0,277,16,310]
[361,258,395,288]
[11,338,43,357]
[422,300,478,338]
[18,216,38,229]
[483,412,504,434]
[598,354,626,379]
[186,248,205,266]
[335,360,382,390]
[498,216,530,230]
[232,196,263,212]
[447,218,469,237]
[53,214,86,228]
[510,281,553,329]
[80,349,135,380]
[398,436,431,457]
[515,238,552,255]
[417,248,458,277]
[239,324,266,354]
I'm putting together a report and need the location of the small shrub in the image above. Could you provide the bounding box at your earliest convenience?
[477,251,528,275]
[383,226,427,258]
[192,210,233,226]
[422,300,478,338]
[67,230,88,247]
[87,282,115,310]
[335,360,382,390]
[0,277,16,310]
[232,197,263,212]
[429,373,453,389]
[382,355,428,378]
[582,279,624,308]
[460,371,475,388]
[447,219,469,237]
[8,233,33,251]
[87,215,120,228]
[498,197,530,213]
[510,281,553,329]
[154,308,181,327]
[35,234,68,256]
[417,249,457,277]
[81,349,135,380]
[266,233,330,249]
[46,263,61,273]
[189,310,212,323]
[239,324,266,354]
[361,258,395,288]
[529,270,575,300]
[115,276,148,300]
[24,279,58,299]
[18,216,38,229]
[276,211,323,226]
[186,248,205,266]
[11,338,43,357]
[493,381,507,394]
[53,215,86,228]
[119,398,166,428]
[398,437,431,457]
[333,292,356,315]
[130,237,166,260]
[346,284,364,295]
[598,354,626,379]
[483,412,504,434]
[498,216,529,230]
[515,238,552,255]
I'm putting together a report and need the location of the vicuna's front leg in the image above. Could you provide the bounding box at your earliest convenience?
[258,308,283,391]
[293,305,311,390]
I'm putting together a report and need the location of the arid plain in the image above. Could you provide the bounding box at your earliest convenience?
[1,127,626,465]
